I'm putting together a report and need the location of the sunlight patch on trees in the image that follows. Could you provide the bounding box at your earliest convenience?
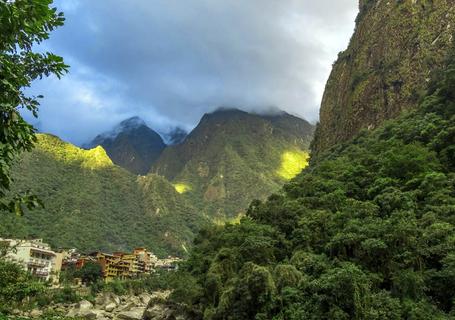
[276,150,310,180]
[173,183,191,194]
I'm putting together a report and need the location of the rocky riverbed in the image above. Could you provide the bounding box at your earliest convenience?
[13,291,185,320]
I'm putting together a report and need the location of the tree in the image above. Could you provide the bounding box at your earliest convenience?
[0,0,68,215]
[0,259,46,309]
[76,261,103,285]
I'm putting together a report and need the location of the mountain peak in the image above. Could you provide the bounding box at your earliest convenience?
[119,116,146,128]
[86,117,166,175]
[205,107,248,117]
[207,107,294,119]
[152,109,315,218]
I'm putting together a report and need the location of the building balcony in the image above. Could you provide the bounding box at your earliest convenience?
[34,270,49,277]
[28,258,48,267]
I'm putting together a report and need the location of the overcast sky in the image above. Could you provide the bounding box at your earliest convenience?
[24,0,358,145]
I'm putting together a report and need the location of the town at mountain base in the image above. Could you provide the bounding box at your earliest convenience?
[0,238,180,283]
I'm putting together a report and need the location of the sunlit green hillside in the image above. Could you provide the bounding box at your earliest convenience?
[0,134,204,256]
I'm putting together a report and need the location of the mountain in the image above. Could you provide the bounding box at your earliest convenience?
[151,108,315,219]
[1,134,204,256]
[311,0,455,155]
[86,117,166,175]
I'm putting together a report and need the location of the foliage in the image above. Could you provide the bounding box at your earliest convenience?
[0,259,46,312]
[59,263,77,285]
[169,57,455,319]
[88,270,174,296]
[0,0,68,215]
[51,286,81,305]
[76,261,103,285]
[276,150,309,180]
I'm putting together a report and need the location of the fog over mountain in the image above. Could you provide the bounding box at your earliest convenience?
[24,0,358,145]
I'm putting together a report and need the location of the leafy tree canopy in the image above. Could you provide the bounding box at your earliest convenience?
[76,261,103,285]
[0,0,68,215]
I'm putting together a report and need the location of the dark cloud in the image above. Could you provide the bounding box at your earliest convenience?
[24,0,358,145]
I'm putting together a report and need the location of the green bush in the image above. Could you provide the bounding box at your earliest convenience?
[52,286,81,304]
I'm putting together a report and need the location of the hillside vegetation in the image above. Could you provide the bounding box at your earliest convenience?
[0,134,203,256]
[169,56,455,319]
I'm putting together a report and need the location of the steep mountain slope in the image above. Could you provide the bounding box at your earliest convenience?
[152,108,314,219]
[312,0,455,155]
[175,48,455,320]
[87,117,166,175]
[0,134,203,256]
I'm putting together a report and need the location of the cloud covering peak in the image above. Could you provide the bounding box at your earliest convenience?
[25,0,358,145]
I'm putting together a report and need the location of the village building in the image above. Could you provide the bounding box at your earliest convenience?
[0,238,59,282]
[1,237,181,284]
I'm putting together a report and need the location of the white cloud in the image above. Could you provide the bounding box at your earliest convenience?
[28,0,358,144]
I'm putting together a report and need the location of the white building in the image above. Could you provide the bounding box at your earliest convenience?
[1,238,57,282]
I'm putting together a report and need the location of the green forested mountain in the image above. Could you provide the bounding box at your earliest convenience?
[86,117,166,175]
[171,57,455,319]
[152,108,314,220]
[0,134,202,256]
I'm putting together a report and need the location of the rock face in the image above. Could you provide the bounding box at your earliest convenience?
[312,0,455,155]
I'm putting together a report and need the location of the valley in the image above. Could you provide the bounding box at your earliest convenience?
[2,0,455,319]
